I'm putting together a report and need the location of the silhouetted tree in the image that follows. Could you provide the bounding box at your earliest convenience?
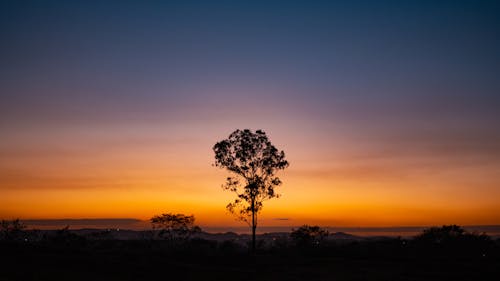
[291,225,329,247]
[415,225,491,243]
[415,225,466,243]
[150,213,201,242]
[213,129,289,252]
[0,219,26,241]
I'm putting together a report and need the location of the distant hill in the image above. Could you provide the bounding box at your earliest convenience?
[19,219,500,239]
[328,232,361,240]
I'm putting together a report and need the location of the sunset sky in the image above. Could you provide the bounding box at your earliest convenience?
[1,0,500,228]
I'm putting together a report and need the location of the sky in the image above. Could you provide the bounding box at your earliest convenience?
[1,0,500,228]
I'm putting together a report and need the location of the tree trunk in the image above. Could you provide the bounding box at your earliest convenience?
[252,224,256,253]
[251,199,256,253]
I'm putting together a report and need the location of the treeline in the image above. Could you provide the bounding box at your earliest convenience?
[2,219,500,281]
[1,217,498,258]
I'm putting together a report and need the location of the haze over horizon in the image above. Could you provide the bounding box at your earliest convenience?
[16,218,500,237]
[1,0,500,227]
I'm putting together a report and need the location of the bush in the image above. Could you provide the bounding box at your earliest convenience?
[291,225,328,247]
[0,219,26,241]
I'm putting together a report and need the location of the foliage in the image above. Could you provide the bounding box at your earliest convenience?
[0,219,26,241]
[414,225,490,244]
[291,225,329,247]
[150,213,201,241]
[49,225,86,244]
[213,129,289,251]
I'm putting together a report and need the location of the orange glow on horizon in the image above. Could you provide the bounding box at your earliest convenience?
[1,124,500,227]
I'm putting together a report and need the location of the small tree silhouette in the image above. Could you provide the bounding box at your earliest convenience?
[415,224,491,244]
[413,225,492,256]
[291,225,329,247]
[415,225,465,243]
[150,213,201,242]
[0,219,26,241]
[213,129,289,252]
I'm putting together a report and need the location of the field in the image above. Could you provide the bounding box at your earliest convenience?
[1,234,499,281]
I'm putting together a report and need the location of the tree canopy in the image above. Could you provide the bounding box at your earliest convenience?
[291,225,329,246]
[213,129,289,251]
[150,213,201,241]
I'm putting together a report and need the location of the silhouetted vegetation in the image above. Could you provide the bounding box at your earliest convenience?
[291,225,329,248]
[48,225,87,245]
[150,213,201,244]
[412,225,493,258]
[0,219,26,241]
[1,220,499,280]
[213,129,289,252]
[414,224,490,243]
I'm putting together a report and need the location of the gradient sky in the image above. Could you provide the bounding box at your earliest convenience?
[1,0,500,228]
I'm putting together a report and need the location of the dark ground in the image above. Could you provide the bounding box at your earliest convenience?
[1,237,499,281]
